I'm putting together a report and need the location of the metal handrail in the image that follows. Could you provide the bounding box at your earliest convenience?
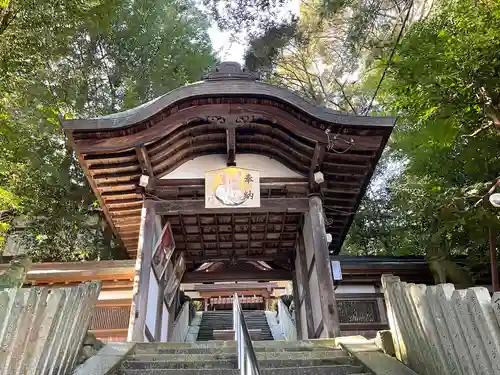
[233,293,262,375]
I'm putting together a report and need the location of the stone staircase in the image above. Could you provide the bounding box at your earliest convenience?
[241,310,274,340]
[112,340,372,375]
[197,310,274,341]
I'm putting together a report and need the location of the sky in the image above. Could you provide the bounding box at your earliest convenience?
[207,26,247,64]
[206,0,300,64]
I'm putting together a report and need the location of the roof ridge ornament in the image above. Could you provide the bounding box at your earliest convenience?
[204,62,260,81]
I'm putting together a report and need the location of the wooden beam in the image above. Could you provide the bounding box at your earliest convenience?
[153,177,308,189]
[135,146,154,176]
[96,298,133,307]
[199,290,270,298]
[193,282,278,291]
[183,269,291,283]
[226,128,236,166]
[154,197,309,214]
[184,255,290,263]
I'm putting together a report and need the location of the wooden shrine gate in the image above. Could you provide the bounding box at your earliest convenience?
[62,62,395,342]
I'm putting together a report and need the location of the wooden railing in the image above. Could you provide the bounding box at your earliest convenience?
[382,274,500,375]
[0,282,101,375]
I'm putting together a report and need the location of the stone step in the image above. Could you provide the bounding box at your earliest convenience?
[197,310,274,341]
[129,349,350,362]
[123,358,355,370]
[213,329,260,341]
[121,360,234,370]
[117,365,366,375]
[133,345,335,355]
[133,339,339,354]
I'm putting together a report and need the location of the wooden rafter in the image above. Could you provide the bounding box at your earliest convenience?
[215,215,221,258]
[167,209,302,265]
[231,213,236,260]
[196,213,205,256]
[247,213,252,254]
[277,212,287,254]
[226,128,236,166]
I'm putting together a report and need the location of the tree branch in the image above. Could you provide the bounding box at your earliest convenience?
[474,176,500,208]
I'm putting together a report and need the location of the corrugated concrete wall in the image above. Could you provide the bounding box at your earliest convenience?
[0,281,101,375]
[382,274,500,375]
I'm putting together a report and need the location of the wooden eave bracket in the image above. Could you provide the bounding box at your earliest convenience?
[309,142,326,193]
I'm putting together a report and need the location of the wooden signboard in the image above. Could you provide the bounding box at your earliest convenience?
[152,221,175,280]
[164,253,186,307]
[205,167,260,208]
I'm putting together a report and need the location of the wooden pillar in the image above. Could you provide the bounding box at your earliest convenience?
[298,235,314,338]
[264,297,270,311]
[292,273,303,340]
[308,195,341,338]
[128,200,156,342]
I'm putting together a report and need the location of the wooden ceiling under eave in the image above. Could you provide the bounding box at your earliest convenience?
[61,62,395,259]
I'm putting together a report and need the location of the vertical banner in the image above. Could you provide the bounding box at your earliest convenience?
[164,253,186,307]
[205,167,260,208]
[152,221,175,279]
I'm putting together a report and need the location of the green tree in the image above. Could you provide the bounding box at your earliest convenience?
[244,0,424,112]
[233,0,499,285]
[344,0,500,285]
[0,0,214,261]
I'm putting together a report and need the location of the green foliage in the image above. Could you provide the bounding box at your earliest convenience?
[0,0,214,261]
[202,0,289,33]
[236,0,499,279]
[0,255,31,290]
[243,0,417,113]
[344,0,500,281]
[270,298,278,312]
[192,300,202,311]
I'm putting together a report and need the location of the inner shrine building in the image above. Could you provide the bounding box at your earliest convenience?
[61,62,395,342]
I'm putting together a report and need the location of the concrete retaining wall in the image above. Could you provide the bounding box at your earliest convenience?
[0,281,101,375]
[382,274,500,375]
[170,302,190,342]
[277,298,297,341]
